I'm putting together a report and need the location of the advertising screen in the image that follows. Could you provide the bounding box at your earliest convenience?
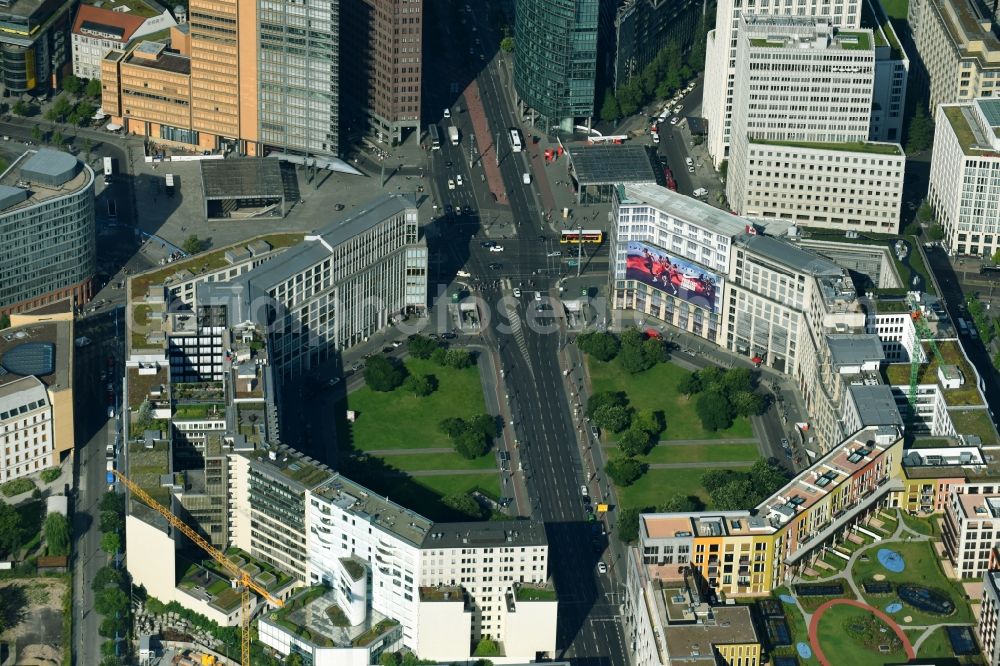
[624,240,722,313]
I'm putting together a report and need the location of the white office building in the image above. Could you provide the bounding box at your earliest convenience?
[928,97,1000,258]
[703,0,863,165]
[726,16,906,233]
[610,183,748,343]
[869,17,909,143]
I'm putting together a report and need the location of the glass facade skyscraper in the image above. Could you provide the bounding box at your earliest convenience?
[513,0,599,132]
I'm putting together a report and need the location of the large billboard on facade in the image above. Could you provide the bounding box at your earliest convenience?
[624,240,722,313]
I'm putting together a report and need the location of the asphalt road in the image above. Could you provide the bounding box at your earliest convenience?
[423,6,629,665]
[71,307,125,666]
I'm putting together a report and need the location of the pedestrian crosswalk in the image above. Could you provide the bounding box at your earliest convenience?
[503,293,535,381]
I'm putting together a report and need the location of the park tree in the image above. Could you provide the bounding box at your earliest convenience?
[469,414,497,439]
[364,356,407,392]
[618,342,654,374]
[658,494,705,512]
[0,501,21,557]
[577,331,620,361]
[619,327,645,349]
[616,507,641,543]
[731,390,765,417]
[720,367,753,396]
[181,235,206,254]
[44,512,70,557]
[617,426,653,457]
[695,390,734,431]
[63,75,82,96]
[710,478,758,510]
[12,100,30,116]
[749,458,789,496]
[586,391,628,419]
[443,493,484,519]
[443,348,474,369]
[438,417,467,439]
[592,404,632,433]
[599,89,621,124]
[402,373,437,397]
[87,78,102,98]
[905,106,934,153]
[605,457,646,486]
[101,531,120,556]
[677,371,702,396]
[700,469,738,492]
[454,428,489,459]
[634,409,665,438]
[407,334,440,359]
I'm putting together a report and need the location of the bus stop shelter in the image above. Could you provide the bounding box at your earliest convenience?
[565,143,658,204]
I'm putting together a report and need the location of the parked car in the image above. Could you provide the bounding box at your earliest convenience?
[513,287,522,298]
[448,178,456,190]
[489,245,504,253]
[597,562,607,574]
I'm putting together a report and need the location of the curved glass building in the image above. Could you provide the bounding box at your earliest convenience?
[514,0,599,132]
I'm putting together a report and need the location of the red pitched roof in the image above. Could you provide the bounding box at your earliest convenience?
[72,5,147,44]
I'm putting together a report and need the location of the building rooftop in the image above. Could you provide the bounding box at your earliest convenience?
[0,320,71,392]
[266,586,398,649]
[928,0,1000,62]
[82,0,164,19]
[73,3,147,42]
[200,158,284,200]
[567,144,658,185]
[662,606,760,660]
[883,339,983,406]
[743,16,873,52]
[421,520,547,550]
[312,472,433,548]
[0,150,92,214]
[849,383,903,428]
[125,40,189,74]
[734,233,845,277]
[749,137,903,155]
[827,334,886,367]
[620,182,750,237]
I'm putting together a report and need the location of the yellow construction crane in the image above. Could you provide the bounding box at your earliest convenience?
[113,470,284,666]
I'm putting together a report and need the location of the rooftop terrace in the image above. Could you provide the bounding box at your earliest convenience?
[750,137,902,155]
[883,339,982,406]
[267,586,398,649]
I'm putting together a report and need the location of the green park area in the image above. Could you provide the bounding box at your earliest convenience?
[815,603,907,664]
[588,360,753,440]
[336,351,502,522]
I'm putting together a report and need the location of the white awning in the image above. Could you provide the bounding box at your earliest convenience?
[105,123,122,131]
[92,108,108,120]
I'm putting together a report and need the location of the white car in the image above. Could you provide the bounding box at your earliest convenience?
[443,108,451,118]
[670,116,679,125]
[512,287,522,298]
[547,250,561,257]
[693,187,708,198]
[489,245,504,253]
[685,157,694,167]
[597,562,608,574]
[456,174,463,186]
[456,270,471,277]
[688,165,695,173]
[448,178,456,190]
[652,133,660,144]
[674,106,683,114]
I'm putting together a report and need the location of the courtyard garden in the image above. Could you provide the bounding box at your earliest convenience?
[335,343,503,522]
[814,602,908,664]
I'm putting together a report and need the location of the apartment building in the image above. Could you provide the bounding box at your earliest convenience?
[102,0,342,156]
[944,492,1000,578]
[70,1,176,80]
[0,304,75,483]
[0,0,73,94]
[928,97,1000,258]
[0,150,95,314]
[341,0,423,146]
[981,570,1000,666]
[626,425,902,605]
[910,0,1000,114]
[610,183,746,343]
[703,0,863,165]
[726,16,905,233]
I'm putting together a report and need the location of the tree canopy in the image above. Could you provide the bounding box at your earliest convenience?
[577,331,620,361]
[364,356,407,392]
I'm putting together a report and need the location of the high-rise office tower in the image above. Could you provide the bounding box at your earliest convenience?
[513,0,600,132]
[341,0,423,146]
[703,0,862,166]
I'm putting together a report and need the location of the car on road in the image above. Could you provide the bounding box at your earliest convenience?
[597,562,607,574]
[456,174,464,186]
[488,262,502,270]
[457,269,471,277]
[107,406,115,418]
[688,164,695,173]
[781,438,790,449]
[693,187,708,198]
[481,241,494,248]
[685,157,694,167]
[513,287,522,298]
[443,108,451,118]
[581,485,589,497]
[448,178,456,190]
[392,340,403,348]
[454,206,462,216]
[534,291,542,301]
[489,245,504,253]
[547,251,561,257]
[590,425,600,440]
[670,116,679,125]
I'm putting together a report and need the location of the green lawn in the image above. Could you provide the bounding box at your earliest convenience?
[338,357,488,451]
[899,512,940,537]
[878,0,909,19]
[614,466,750,510]
[852,540,974,626]
[631,442,759,465]
[815,603,907,665]
[915,626,960,659]
[377,451,497,472]
[587,359,753,440]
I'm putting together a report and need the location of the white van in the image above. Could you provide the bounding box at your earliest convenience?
[443,108,451,119]
[693,187,708,198]
[522,173,531,184]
